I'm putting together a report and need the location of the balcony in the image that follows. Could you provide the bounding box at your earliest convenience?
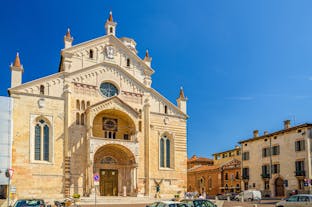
[295,170,305,177]
[261,173,270,179]
[242,175,249,180]
[89,136,139,158]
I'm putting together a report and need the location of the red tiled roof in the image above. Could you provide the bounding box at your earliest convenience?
[188,165,219,172]
[188,155,213,163]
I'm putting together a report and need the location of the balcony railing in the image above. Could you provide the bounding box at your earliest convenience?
[242,175,249,180]
[295,170,305,176]
[261,173,270,179]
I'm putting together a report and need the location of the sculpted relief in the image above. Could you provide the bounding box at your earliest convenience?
[105,45,115,59]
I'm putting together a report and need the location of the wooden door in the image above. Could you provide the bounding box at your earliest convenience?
[100,169,118,196]
[275,177,285,197]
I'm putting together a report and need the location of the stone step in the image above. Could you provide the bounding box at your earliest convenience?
[79,196,167,204]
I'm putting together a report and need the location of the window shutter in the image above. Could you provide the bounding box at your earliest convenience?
[295,141,299,151]
[301,140,305,151]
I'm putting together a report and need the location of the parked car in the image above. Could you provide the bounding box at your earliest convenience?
[12,199,50,207]
[217,193,237,200]
[234,190,261,201]
[146,201,188,207]
[180,199,216,207]
[275,194,312,207]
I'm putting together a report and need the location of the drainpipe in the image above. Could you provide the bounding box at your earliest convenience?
[306,128,312,194]
[269,137,273,196]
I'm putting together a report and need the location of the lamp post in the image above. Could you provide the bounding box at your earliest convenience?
[5,169,13,207]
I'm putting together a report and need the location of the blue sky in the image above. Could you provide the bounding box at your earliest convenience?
[1,1,312,158]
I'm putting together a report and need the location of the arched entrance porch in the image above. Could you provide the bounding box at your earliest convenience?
[93,144,137,196]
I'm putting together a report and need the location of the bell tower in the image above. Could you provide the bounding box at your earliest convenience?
[10,52,24,88]
[64,28,73,49]
[105,11,117,36]
[177,87,187,114]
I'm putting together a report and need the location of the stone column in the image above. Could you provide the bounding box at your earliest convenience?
[63,79,72,197]
[143,96,150,195]
[134,167,137,192]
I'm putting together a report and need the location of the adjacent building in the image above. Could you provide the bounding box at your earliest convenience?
[8,12,188,199]
[0,96,13,198]
[239,120,312,197]
[187,147,241,196]
[213,147,241,194]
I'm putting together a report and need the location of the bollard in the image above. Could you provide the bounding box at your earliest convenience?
[215,196,218,201]
[241,195,244,203]
[227,196,230,202]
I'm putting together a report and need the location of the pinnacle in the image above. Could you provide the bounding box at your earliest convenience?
[65,28,71,38]
[13,52,21,67]
[108,11,113,22]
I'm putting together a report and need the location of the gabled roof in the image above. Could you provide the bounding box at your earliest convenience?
[62,34,154,75]
[87,96,139,117]
[220,158,241,169]
[8,72,65,92]
[67,61,188,119]
[188,155,213,163]
[188,165,220,172]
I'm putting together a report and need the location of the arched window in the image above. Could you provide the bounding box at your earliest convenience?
[81,113,85,125]
[126,58,130,67]
[164,105,168,114]
[225,173,228,180]
[40,85,45,95]
[89,49,94,59]
[76,100,80,110]
[166,139,170,168]
[160,135,171,168]
[76,113,80,125]
[110,27,113,34]
[160,138,165,167]
[208,177,212,188]
[87,101,90,107]
[81,101,85,110]
[34,119,50,161]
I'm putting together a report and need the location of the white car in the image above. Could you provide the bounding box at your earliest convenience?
[275,194,312,207]
[234,190,261,201]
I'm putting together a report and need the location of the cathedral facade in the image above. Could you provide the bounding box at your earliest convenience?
[8,12,188,199]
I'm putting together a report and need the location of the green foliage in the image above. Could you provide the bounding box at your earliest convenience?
[72,193,80,199]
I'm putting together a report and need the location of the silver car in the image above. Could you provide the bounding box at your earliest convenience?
[275,194,312,207]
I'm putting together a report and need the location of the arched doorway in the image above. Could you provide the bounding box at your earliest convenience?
[93,144,136,196]
[275,177,284,197]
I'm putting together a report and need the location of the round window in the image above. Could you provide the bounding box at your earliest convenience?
[99,82,118,97]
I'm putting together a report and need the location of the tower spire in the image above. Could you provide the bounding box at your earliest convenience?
[10,52,24,88]
[64,28,73,48]
[143,49,152,67]
[13,52,21,67]
[176,87,187,114]
[178,87,187,101]
[105,11,117,36]
[108,11,113,22]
